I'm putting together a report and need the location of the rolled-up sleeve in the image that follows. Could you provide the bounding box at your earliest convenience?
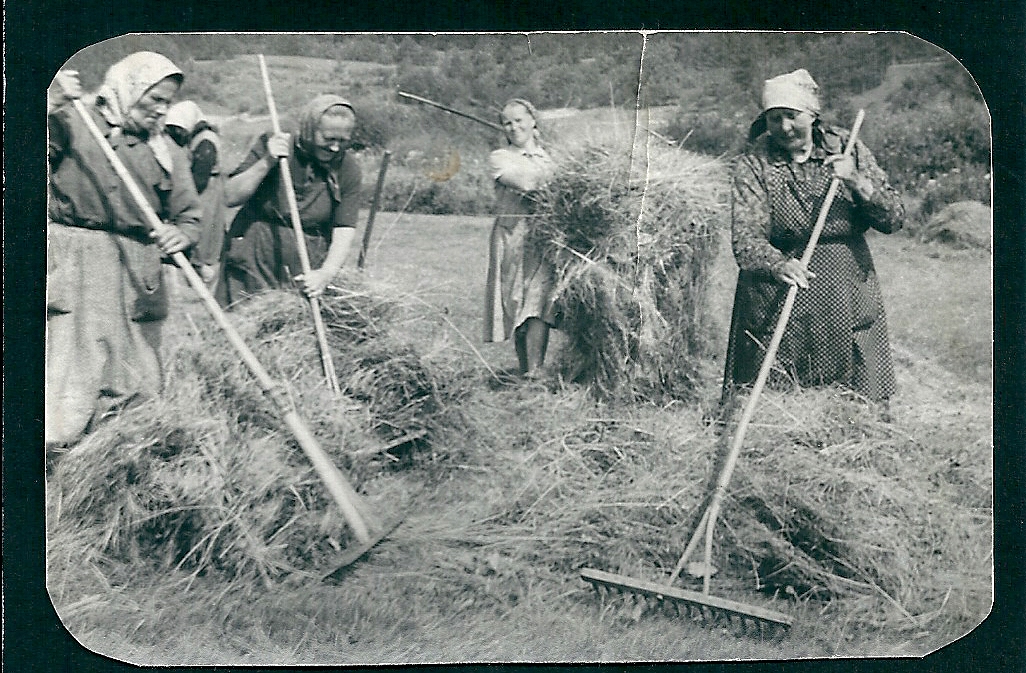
[331,153,363,229]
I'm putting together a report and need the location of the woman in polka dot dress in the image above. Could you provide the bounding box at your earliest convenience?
[721,69,904,413]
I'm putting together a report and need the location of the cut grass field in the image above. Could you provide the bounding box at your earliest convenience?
[47,210,992,665]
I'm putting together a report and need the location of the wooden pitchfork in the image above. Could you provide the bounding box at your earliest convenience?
[580,110,867,634]
[258,54,341,396]
[70,97,390,571]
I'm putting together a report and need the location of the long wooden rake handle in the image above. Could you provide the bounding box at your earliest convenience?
[70,98,372,545]
[357,150,391,270]
[398,91,503,131]
[670,110,867,593]
[258,54,341,396]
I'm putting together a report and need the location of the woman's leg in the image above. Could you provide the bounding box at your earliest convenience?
[516,317,550,375]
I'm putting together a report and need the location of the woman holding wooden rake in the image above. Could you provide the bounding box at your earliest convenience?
[218,95,362,305]
[46,52,203,447]
[721,69,904,417]
[484,98,559,379]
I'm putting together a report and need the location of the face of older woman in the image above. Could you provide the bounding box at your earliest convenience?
[501,103,536,149]
[311,114,355,163]
[128,77,180,134]
[764,107,815,155]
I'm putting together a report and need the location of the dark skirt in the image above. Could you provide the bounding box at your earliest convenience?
[721,238,896,403]
[217,219,329,306]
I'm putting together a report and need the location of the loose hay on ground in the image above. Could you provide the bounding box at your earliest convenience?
[47,278,469,599]
[404,382,990,644]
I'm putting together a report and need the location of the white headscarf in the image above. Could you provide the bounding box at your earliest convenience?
[761,68,821,116]
[94,51,183,172]
[165,100,206,134]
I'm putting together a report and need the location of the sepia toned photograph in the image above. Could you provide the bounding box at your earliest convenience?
[42,31,993,665]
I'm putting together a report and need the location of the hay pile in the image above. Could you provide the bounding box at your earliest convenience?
[47,281,468,587]
[411,384,990,640]
[530,142,728,402]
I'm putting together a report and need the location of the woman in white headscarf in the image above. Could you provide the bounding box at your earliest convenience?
[484,98,558,378]
[165,100,229,289]
[46,51,202,446]
[721,69,904,416]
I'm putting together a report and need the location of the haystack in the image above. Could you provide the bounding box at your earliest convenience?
[47,280,467,587]
[530,142,728,402]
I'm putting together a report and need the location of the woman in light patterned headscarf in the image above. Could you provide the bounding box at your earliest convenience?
[483,98,559,379]
[218,94,362,306]
[46,51,202,447]
[721,69,904,419]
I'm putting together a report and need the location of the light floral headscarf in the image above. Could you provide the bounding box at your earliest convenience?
[94,51,183,171]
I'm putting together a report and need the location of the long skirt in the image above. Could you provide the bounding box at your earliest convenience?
[218,220,329,306]
[721,239,896,402]
[45,224,167,446]
[483,216,558,342]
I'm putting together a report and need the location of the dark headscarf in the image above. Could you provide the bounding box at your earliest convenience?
[295,94,355,160]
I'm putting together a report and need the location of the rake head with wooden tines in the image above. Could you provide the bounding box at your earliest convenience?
[578,110,867,638]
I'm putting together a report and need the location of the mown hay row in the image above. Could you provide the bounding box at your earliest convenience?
[531,142,729,403]
[406,384,990,638]
[47,281,468,589]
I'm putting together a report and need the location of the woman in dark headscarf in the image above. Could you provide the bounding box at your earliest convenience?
[46,51,202,447]
[484,98,558,378]
[721,69,904,416]
[219,94,362,305]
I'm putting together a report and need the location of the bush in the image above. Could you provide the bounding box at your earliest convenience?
[862,99,990,194]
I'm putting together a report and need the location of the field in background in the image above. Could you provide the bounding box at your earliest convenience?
[50,211,992,664]
[47,35,994,665]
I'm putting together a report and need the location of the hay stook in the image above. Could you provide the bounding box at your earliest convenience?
[531,143,728,402]
[48,279,468,585]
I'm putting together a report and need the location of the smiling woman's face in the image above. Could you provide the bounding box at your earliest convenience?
[764,107,815,154]
[501,103,536,149]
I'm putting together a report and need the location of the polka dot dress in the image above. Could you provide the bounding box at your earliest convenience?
[722,125,905,403]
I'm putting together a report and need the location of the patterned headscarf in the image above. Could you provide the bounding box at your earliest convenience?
[295,94,355,159]
[285,94,356,203]
[94,51,183,172]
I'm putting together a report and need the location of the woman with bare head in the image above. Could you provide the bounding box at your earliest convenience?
[484,98,559,379]
[46,51,202,447]
[219,95,362,305]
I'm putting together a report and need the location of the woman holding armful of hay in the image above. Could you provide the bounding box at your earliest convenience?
[217,95,362,305]
[484,98,559,379]
[721,69,904,418]
[46,53,202,447]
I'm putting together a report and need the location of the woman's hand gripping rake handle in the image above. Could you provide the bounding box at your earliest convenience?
[670,110,866,593]
[258,54,341,396]
[70,98,373,545]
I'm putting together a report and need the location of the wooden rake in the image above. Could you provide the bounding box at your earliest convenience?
[71,97,392,573]
[258,54,341,396]
[580,110,867,636]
